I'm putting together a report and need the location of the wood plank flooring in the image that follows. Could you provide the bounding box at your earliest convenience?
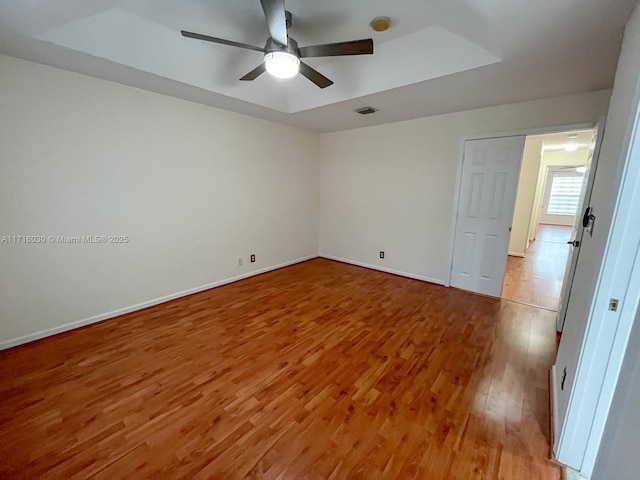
[0,258,560,479]
[502,225,573,311]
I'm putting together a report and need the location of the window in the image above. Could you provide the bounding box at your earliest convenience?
[547,174,583,216]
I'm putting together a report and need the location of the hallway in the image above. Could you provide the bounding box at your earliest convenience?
[502,224,572,310]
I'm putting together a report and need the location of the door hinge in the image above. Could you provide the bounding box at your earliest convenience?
[609,298,619,312]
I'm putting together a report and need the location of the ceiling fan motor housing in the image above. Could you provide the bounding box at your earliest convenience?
[265,36,298,55]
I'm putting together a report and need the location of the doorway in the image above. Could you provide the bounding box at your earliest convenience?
[502,224,573,310]
[501,129,595,311]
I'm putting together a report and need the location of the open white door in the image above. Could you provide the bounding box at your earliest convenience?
[450,136,525,296]
[556,119,605,331]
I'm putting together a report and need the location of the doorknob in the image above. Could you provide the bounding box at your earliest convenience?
[567,240,581,247]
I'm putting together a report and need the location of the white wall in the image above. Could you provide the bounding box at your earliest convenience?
[0,55,320,348]
[553,2,640,473]
[509,137,543,256]
[592,308,640,480]
[319,91,610,283]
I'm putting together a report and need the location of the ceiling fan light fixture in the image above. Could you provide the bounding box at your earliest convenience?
[564,144,578,152]
[264,51,300,79]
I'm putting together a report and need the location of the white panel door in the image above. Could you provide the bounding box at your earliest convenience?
[451,136,525,296]
[556,120,605,331]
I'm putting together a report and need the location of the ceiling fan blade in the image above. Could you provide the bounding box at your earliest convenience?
[260,0,288,47]
[297,39,374,58]
[299,62,333,89]
[240,63,267,81]
[181,30,265,53]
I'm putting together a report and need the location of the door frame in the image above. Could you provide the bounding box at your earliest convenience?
[446,122,596,287]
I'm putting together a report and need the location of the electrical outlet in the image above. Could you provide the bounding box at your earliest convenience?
[250,254,256,263]
[379,251,385,259]
[238,258,243,266]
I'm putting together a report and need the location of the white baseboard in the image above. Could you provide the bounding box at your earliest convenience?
[508,251,526,257]
[565,466,589,480]
[550,365,560,456]
[0,254,318,351]
[319,254,445,286]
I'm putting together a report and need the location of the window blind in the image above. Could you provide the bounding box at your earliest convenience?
[547,174,583,216]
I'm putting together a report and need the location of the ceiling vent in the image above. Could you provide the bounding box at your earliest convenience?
[355,106,378,115]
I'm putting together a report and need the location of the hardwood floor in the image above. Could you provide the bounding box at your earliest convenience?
[502,224,573,311]
[0,259,560,479]
[534,225,573,244]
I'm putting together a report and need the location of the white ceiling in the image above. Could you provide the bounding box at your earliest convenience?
[0,0,636,132]
[536,130,595,152]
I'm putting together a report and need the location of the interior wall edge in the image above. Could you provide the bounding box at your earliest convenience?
[0,254,319,352]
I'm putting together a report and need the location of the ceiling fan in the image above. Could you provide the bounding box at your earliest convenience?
[181,0,374,89]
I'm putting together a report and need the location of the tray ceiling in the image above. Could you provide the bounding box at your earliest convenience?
[0,0,636,132]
